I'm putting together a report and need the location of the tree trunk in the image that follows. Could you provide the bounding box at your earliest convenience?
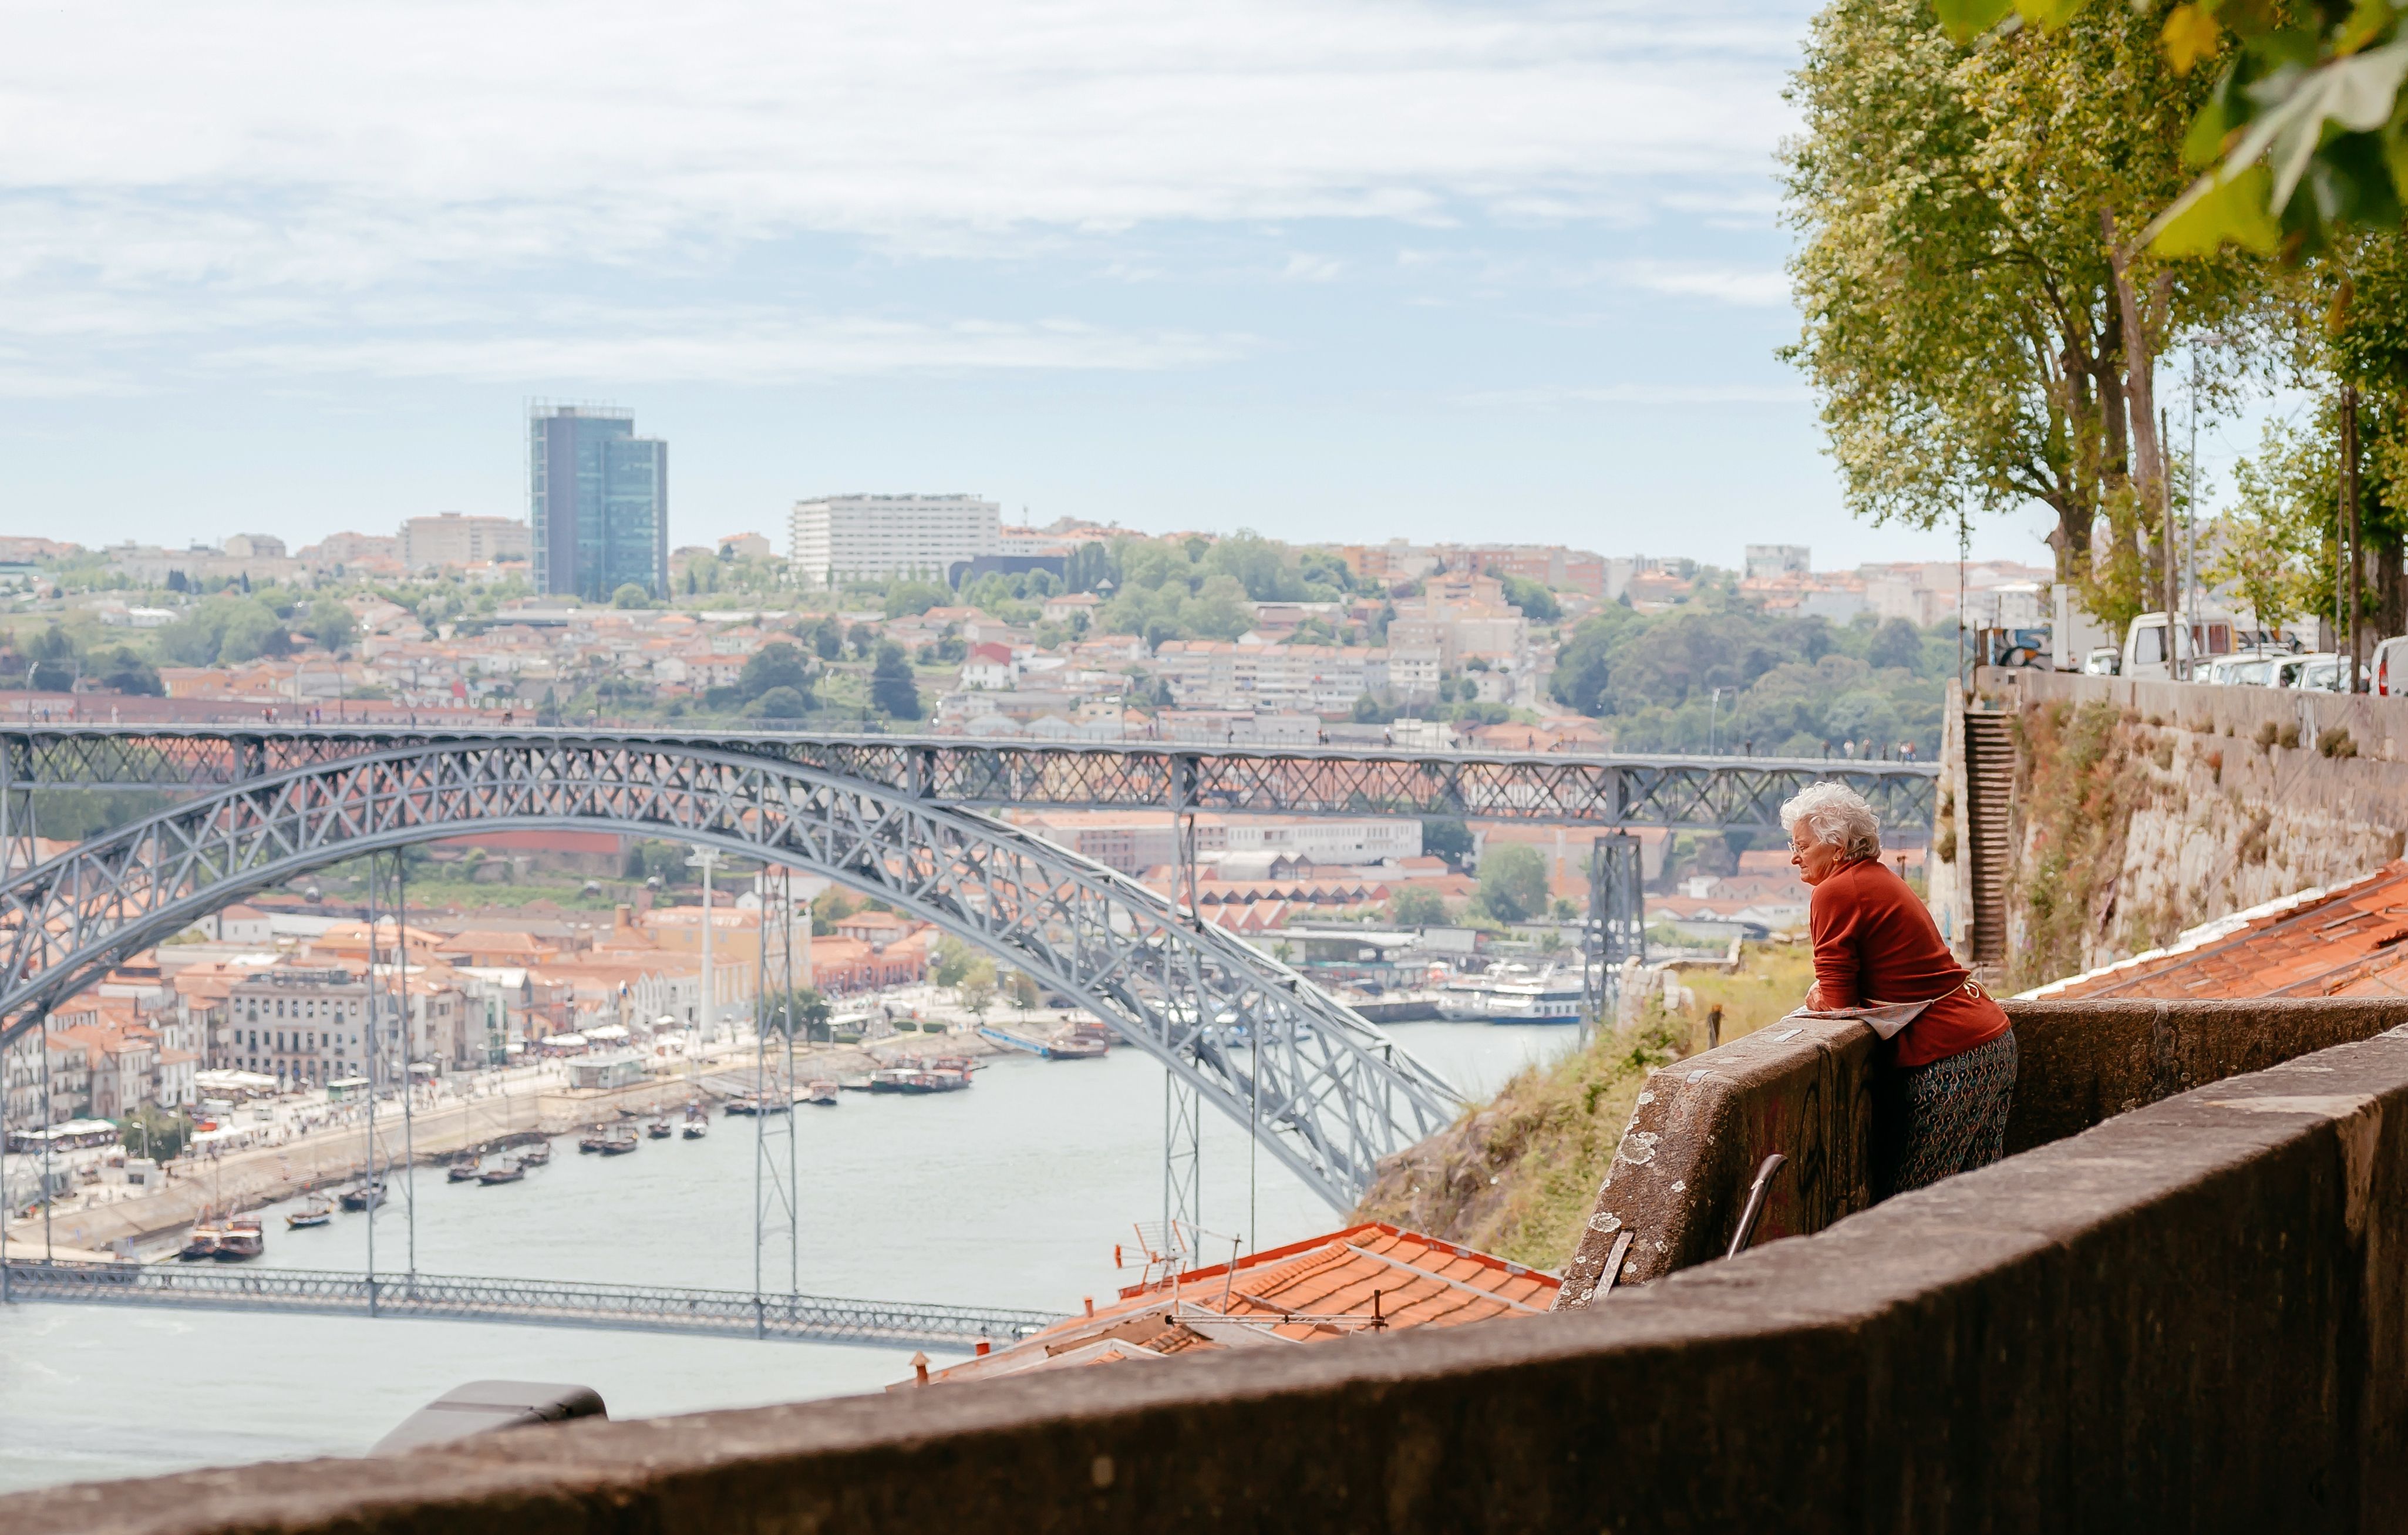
[2104,212,2168,620]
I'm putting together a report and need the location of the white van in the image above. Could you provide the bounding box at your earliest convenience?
[2375,635,2408,696]
[2120,612,2239,681]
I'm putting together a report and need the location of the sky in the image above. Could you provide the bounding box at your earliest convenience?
[0,0,2093,571]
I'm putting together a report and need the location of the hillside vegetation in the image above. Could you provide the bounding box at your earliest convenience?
[1355,944,1815,1268]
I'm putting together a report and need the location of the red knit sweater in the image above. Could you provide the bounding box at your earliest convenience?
[1807,858,2010,1068]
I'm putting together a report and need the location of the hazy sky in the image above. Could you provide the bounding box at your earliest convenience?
[0,0,2084,568]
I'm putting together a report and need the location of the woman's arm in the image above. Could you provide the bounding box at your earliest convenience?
[1808,874,1862,1010]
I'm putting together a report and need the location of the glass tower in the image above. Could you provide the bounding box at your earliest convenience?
[528,405,668,601]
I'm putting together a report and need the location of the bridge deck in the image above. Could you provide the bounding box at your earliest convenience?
[0,725,1937,830]
[0,1260,1062,1349]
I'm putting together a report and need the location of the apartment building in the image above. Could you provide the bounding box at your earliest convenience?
[402,513,532,571]
[789,494,1001,587]
[1150,642,1392,715]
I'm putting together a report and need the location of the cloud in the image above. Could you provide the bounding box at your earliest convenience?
[1464,382,1809,406]
[1616,264,1794,307]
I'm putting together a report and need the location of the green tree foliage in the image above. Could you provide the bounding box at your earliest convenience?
[955,958,998,1018]
[2208,418,2337,641]
[1477,843,1550,925]
[1783,0,2252,608]
[739,641,814,702]
[306,598,356,654]
[806,615,843,660]
[1092,531,1349,648]
[746,685,811,720]
[1420,817,1475,869]
[870,641,922,718]
[883,580,951,619]
[763,987,833,1041]
[95,647,161,696]
[611,583,652,610]
[1389,885,1451,926]
[932,935,976,989]
[1497,574,1560,622]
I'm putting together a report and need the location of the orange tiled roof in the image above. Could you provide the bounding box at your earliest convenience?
[901,1223,1556,1389]
[2025,861,2408,1000]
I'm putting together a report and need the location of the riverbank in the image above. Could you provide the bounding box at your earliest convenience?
[1,1026,1016,1259]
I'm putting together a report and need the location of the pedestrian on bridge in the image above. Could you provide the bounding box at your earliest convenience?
[1782,782,2016,1197]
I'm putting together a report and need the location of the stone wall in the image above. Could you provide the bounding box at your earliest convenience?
[1937,669,2408,987]
[1556,998,2408,1301]
[18,1009,2408,1533]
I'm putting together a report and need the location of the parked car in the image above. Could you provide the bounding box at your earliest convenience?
[2270,652,2364,692]
[2375,635,2408,696]
[2083,645,2121,676]
[2201,651,2282,686]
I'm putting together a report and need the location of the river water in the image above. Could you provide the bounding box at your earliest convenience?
[0,1021,1575,1495]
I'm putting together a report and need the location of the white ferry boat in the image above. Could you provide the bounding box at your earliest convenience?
[1436,965,1585,1024]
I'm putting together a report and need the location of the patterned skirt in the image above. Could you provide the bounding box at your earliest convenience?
[1882,1028,2018,1196]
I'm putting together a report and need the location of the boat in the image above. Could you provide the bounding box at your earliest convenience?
[518,1140,552,1167]
[801,1079,840,1106]
[868,1065,971,1095]
[338,1179,386,1212]
[447,1161,482,1183]
[213,1216,264,1261]
[1434,964,1586,1024]
[645,1117,673,1139]
[682,1103,709,1138]
[477,1159,526,1186]
[723,1095,757,1116]
[580,1125,640,1155]
[837,1076,876,1092]
[285,1197,334,1230]
[179,1221,225,1261]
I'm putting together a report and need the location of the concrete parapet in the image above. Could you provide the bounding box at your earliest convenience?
[1557,998,2408,1304]
[14,1016,2408,1531]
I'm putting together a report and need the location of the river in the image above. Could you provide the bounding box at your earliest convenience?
[0,1021,1577,1495]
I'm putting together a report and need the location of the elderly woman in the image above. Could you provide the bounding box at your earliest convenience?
[1783,781,2016,1193]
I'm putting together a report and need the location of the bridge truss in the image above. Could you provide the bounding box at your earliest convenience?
[0,739,1466,1207]
[0,725,1941,830]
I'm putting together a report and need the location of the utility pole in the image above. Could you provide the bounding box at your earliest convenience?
[686,848,723,1042]
[2344,384,2365,689]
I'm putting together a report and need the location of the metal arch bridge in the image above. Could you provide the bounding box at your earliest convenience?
[0,737,1466,1209]
[0,723,1942,830]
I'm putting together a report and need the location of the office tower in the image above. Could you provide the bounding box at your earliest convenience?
[789,494,1001,588]
[528,405,668,601]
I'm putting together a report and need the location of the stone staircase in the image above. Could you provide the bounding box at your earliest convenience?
[1962,709,2016,970]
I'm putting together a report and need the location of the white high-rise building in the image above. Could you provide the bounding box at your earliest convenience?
[401,513,532,571]
[789,494,1001,587]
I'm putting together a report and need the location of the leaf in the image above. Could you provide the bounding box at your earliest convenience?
[1932,0,2016,43]
[2146,163,2282,256]
[2163,4,2224,74]
[2012,0,2088,24]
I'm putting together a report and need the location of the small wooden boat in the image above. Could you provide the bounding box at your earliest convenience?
[723,1095,757,1116]
[682,1103,709,1139]
[339,1179,385,1213]
[213,1216,264,1261]
[285,1197,334,1230]
[477,1159,526,1186]
[447,1161,482,1183]
[645,1118,673,1139]
[180,1222,225,1261]
[801,1079,840,1106]
[581,1125,639,1155]
[518,1140,552,1167]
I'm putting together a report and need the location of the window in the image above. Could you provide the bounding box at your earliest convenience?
[2131,625,2164,665]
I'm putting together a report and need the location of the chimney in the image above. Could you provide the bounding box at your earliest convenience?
[910,1351,931,1386]
[974,1339,991,1356]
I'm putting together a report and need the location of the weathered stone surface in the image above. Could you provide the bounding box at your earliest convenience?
[10,1019,2408,1533]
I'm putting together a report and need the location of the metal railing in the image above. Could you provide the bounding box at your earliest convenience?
[1,1260,1062,1348]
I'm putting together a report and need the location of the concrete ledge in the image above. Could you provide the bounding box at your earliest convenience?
[1555,998,2408,1303]
[12,1019,2408,1532]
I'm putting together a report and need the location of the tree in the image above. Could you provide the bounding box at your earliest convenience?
[1420,817,1475,870]
[1350,693,1394,724]
[96,647,161,696]
[870,642,922,719]
[1477,843,1550,925]
[611,583,651,610]
[1782,0,2254,617]
[739,641,813,701]
[306,598,356,654]
[883,580,951,619]
[765,987,833,1041]
[955,959,998,1019]
[1389,886,1451,927]
[2208,418,2335,642]
[1497,574,1560,622]
[1006,970,1041,1015]
[218,600,292,662]
[1866,617,1923,671]
[746,685,810,720]
[806,615,843,660]
[932,935,976,990]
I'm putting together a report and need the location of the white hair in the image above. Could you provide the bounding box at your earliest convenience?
[1780,782,1882,861]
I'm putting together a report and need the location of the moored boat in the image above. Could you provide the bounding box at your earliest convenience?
[213,1216,264,1261]
[285,1197,334,1230]
[644,1117,672,1139]
[477,1159,525,1186]
[582,1125,639,1155]
[447,1161,481,1183]
[180,1221,225,1261]
[518,1140,552,1166]
[338,1179,385,1213]
[801,1079,840,1106]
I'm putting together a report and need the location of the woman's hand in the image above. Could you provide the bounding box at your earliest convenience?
[1804,982,1824,1011]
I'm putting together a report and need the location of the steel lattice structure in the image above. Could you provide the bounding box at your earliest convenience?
[0,740,1461,1206]
[0,725,1939,830]
[0,1261,1060,1347]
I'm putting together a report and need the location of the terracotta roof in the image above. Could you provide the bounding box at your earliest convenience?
[901,1223,1556,1389]
[2025,861,2408,1001]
